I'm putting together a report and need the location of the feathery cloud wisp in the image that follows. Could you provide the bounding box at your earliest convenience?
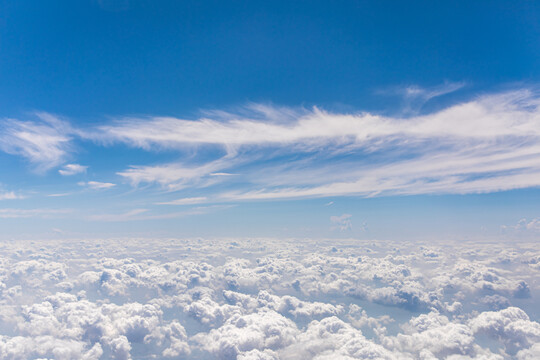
[101,89,540,200]
[157,197,208,205]
[0,113,74,171]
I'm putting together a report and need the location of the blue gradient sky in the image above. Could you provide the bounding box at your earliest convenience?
[1,0,540,239]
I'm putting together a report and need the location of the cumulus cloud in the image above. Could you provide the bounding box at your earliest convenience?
[502,218,540,234]
[0,237,537,359]
[470,307,540,355]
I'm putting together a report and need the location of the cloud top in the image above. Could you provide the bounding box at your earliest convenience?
[0,237,537,359]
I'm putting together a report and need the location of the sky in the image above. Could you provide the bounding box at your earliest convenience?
[1,0,540,240]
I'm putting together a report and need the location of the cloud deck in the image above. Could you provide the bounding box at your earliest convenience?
[0,237,538,359]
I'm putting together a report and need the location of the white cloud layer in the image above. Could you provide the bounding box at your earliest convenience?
[0,237,537,359]
[1,89,540,201]
[99,89,540,199]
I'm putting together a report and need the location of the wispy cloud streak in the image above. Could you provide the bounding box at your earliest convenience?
[103,89,540,199]
[4,89,539,201]
[0,208,71,218]
[0,113,74,171]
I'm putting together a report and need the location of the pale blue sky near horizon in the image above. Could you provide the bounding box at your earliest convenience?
[1,0,540,239]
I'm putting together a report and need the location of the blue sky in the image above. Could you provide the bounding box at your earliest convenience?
[1,0,540,239]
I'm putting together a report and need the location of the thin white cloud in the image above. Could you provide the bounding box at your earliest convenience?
[78,181,116,190]
[99,89,540,200]
[141,205,235,220]
[59,163,88,176]
[501,218,540,233]
[86,205,232,221]
[375,81,467,116]
[3,89,539,201]
[87,208,148,221]
[330,214,352,231]
[209,172,236,176]
[157,197,208,205]
[117,157,237,191]
[0,208,71,218]
[47,192,73,197]
[0,191,23,200]
[98,86,522,152]
[0,113,74,171]
[403,81,465,99]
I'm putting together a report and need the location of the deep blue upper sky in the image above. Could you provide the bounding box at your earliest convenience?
[1,1,540,240]
[1,0,538,117]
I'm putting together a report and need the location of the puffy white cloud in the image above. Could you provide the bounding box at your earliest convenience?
[279,316,397,359]
[501,218,540,235]
[0,237,537,359]
[470,307,540,355]
[194,310,299,358]
[516,343,540,360]
[383,311,477,358]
